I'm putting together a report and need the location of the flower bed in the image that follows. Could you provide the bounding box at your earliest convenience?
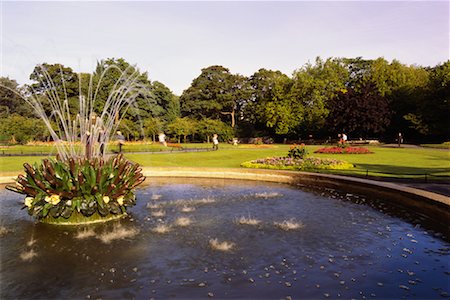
[6,154,145,224]
[314,147,373,154]
[241,156,353,171]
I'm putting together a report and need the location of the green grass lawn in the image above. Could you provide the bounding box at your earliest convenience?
[1,144,449,180]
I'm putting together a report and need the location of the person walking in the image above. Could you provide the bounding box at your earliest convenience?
[212,134,219,150]
[158,132,167,147]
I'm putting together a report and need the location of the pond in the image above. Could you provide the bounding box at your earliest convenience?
[1,178,449,299]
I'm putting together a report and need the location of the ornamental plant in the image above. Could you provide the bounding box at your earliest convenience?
[6,154,145,224]
[288,144,309,159]
[314,147,373,154]
[241,157,353,171]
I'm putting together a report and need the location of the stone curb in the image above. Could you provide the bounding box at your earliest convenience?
[140,167,450,205]
[2,167,448,205]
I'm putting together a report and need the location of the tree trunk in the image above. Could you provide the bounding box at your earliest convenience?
[221,110,236,128]
[231,109,235,128]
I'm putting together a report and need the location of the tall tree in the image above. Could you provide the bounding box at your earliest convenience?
[167,117,197,143]
[291,57,349,133]
[327,83,392,138]
[180,65,250,128]
[245,69,293,135]
[412,61,450,139]
[151,81,180,123]
[28,63,80,115]
[0,77,34,117]
[93,58,158,122]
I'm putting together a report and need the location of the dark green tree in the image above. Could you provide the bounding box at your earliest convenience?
[0,77,34,117]
[180,65,250,128]
[327,83,392,138]
[93,58,158,122]
[151,81,180,123]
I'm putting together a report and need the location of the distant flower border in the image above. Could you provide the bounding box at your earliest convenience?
[241,156,353,171]
[314,147,373,154]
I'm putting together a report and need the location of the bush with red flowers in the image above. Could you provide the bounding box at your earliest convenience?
[314,147,373,154]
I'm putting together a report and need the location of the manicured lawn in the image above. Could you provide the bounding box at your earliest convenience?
[0,142,240,155]
[0,144,449,180]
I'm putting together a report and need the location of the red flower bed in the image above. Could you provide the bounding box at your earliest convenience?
[314,147,373,154]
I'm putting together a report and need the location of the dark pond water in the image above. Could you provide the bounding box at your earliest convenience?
[1,178,449,299]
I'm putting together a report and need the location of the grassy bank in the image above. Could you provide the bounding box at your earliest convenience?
[1,145,449,180]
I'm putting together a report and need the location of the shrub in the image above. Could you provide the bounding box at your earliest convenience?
[288,144,309,159]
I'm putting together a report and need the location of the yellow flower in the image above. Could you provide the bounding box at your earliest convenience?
[24,197,34,208]
[117,196,124,206]
[45,194,61,205]
[103,196,110,204]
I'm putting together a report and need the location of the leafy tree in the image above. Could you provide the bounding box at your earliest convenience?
[197,119,234,143]
[117,118,142,141]
[151,81,180,123]
[143,117,164,142]
[0,114,49,144]
[28,63,80,116]
[342,57,373,90]
[167,117,197,143]
[93,58,158,122]
[291,57,349,133]
[412,61,450,139]
[0,77,34,117]
[246,69,296,135]
[327,83,391,138]
[180,65,250,128]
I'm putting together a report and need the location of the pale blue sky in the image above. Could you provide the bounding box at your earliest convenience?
[1,1,449,95]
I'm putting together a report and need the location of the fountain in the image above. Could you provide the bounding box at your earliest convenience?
[1,177,449,299]
[3,64,145,224]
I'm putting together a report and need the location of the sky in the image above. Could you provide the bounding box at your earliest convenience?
[1,1,449,95]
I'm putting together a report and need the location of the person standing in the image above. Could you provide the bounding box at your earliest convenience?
[397,132,403,147]
[342,133,348,144]
[212,134,219,150]
[116,131,125,153]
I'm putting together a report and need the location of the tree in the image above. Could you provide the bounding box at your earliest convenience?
[327,83,391,138]
[143,117,163,142]
[246,69,297,135]
[151,81,180,123]
[28,63,80,116]
[93,58,158,122]
[167,117,197,143]
[0,77,34,117]
[410,61,450,139]
[117,118,142,141]
[291,57,349,133]
[180,65,250,128]
[0,114,49,144]
[197,119,234,143]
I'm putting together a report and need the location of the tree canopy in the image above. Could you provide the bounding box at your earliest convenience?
[1,56,448,144]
